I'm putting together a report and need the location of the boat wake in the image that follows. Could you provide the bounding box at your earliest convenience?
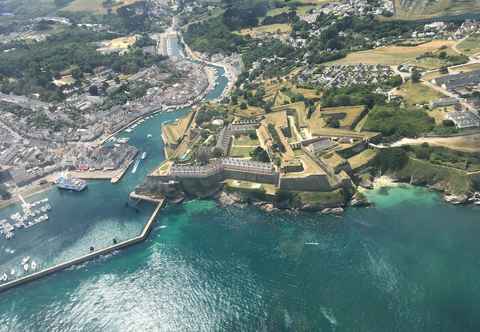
[321,307,338,327]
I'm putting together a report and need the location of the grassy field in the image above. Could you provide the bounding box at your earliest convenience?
[348,149,377,170]
[233,105,265,118]
[391,0,480,20]
[96,35,137,53]
[238,24,292,37]
[318,106,365,129]
[450,62,480,74]
[234,134,259,146]
[162,112,194,145]
[64,0,139,13]
[265,111,289,128]
[396,157,473,194]
[393,81,445,106]
[458,34,480,56]
[330,40,456,66]
[229,146,256,158]
[307,105,365,132]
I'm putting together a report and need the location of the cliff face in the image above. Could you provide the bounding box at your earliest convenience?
[395,0,480,18]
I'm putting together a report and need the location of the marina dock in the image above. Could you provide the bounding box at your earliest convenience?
[0,199,166,294]
[111,157,136,184]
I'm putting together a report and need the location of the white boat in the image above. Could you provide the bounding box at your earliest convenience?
[21,256,31,265]
[147,134,152,138]
[31,261,37,271]
[141,152,147,160]
[0,273,7,282]
[10,269,15,275]
[23,264,29,272]
[131,159,140,174]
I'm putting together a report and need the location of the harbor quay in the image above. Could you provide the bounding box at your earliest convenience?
[0,199,165,294]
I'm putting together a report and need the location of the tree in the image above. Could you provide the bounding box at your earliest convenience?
[374,148,408,172]
[326,116,340,128]
[88,85,99,96]
[411,69,421,83]
[439,66,449,74]
[240,102,247,110]
[212,147,224,158]
[250,146,270,162]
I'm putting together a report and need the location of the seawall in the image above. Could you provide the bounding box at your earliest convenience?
[0,199,166,294]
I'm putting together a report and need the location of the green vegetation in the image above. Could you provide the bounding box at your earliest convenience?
[267,123,286,152]
[364,105,435,140]
[373,148,409,173]
[396,157,473,195]
[0,28,166,101]
[184,16,247,54]
[321,86,386,109]
[411,144,480,172]
[250,146,270,162]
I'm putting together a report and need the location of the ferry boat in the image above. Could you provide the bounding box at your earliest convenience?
[131,159,140,174]
[141,152,147,160]
[55,175,87,192]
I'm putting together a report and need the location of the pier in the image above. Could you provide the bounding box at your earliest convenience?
[0,199,166,294]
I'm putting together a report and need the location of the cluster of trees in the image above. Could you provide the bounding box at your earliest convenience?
[222,1,268,30]
[321,85,387,109]
[0,183,11,200]
[242,39,299,77]
[364,105,435,140]
[411,144,480,171]
[267,123,285,153]
[304,14,422,64]
[184,17,247,55]
[0,29,166,101]
[373,148,409,172]
[250,146,270,162]
[54,0,74,7]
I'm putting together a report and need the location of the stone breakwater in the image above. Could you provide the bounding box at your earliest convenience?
[0,200,165,294]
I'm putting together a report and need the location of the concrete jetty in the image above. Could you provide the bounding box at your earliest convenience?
[0,199,166,294]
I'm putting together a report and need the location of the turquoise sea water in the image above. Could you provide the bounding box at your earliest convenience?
[1,56,480,330]
[1,186,480,331]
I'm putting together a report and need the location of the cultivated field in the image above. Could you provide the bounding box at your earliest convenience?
[391,0,480,20]
[330,40,457,66]
[64,0,139,13]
